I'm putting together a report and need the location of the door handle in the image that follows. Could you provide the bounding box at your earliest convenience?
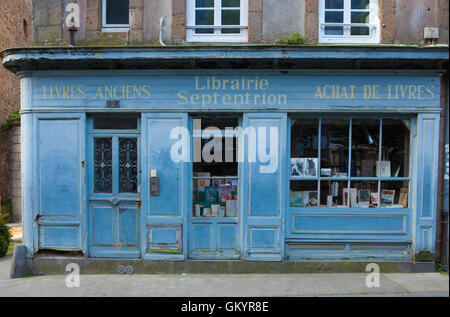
[34,214,41,223]
[110,196,120,207]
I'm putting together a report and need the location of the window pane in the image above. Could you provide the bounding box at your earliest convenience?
[380,181,409,208]
[105,0,129,25]
[321,119,350,177]
[196,10,214,25]
[222,28,241,34]
[196,0,214,7]
[193,177,238,217]
[320,181,348,207]
[192,118,239,218]
[325,0,344,9]
[222,0,240,7]
[351,12,369,23]
[222,9,240,25]
[94,138,113,193]
[290,118,319,177]
[325,26,344,35]
[94,118,137,130]
[351,26,370,35]
[196,28,215,34]
[349,181,378,208]
[119,138,138,193]
[325,26,343,35]
[352,119,379,177]
[325,11,344,23]
[290,181,318,207]
[381,119,411,178]
[352,0,370,9]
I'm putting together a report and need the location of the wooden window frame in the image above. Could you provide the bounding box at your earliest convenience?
[186,0,248,42]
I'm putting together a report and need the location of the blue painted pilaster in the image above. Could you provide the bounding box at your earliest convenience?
[414,113,441,257]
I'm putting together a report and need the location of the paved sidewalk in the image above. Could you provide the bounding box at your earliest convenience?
[0,256,448,297]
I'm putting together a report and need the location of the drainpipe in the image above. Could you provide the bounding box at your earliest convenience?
[68,26,77,46]
[444,75,449,271]
[159,17,166,46]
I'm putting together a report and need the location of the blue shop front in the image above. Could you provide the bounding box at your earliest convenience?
[2,46,448,263]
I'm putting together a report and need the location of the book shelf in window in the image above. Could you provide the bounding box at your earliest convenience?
[289,117,411,209]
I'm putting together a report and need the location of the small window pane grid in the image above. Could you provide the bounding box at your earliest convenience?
[187,0,248,42]
[320,0,378,43]
[102,0,130,32]
[289,118,411,209]
[119,138,138,193]
[94,138,113,193]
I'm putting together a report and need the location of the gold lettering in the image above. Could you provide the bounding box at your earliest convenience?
[113,86,121,99]
[260,79,269,90]
[349,85,355,99]
[314,86,323,99]
[177,90,188,104]
[94,87,104,99]
[426,86,434,99]
[408,85,417,99]
[223,94,231,104]
[191,93,200,104]
[62,85,70,99]
[142,85,151,99]
[231,79,239,90]
[77,85,86,98]
[104,86,113,99]
[372,85,380,99]
[340,86,348,99]
[42,86,48,99]
[195,77,205,90]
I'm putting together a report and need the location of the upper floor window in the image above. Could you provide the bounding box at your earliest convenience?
[186,0,248,42]
[319,0,380,44]
[102,0,130,32]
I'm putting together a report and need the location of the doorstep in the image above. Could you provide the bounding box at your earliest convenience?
[11,253,436,277]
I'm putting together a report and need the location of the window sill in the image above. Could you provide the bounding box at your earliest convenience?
[319,37,380,45]
[187,37,249,43]
[102,27,130,33]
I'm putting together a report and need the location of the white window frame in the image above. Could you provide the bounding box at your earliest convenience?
[319,0,380,44]
[186,0,248,42]
[102,0,130,33]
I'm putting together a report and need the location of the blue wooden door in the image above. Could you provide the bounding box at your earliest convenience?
[141,113,188,260]
[87,120,141,258]
[35,114,86,253]
[242,113,287,261]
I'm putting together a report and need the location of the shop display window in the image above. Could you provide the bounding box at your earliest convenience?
[290,117,411,209]
[192,117,239,217]
[290,181,319,207]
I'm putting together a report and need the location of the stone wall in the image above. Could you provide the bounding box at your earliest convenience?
[6,122,21,223]
[304,0,318,43]
[33,0,147,46]
[0,122,21,223]
[29,0,450,45]
[262,0,305,43]
[0,0,31,222]
[303,0,449,45]
[0,0,32,123]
